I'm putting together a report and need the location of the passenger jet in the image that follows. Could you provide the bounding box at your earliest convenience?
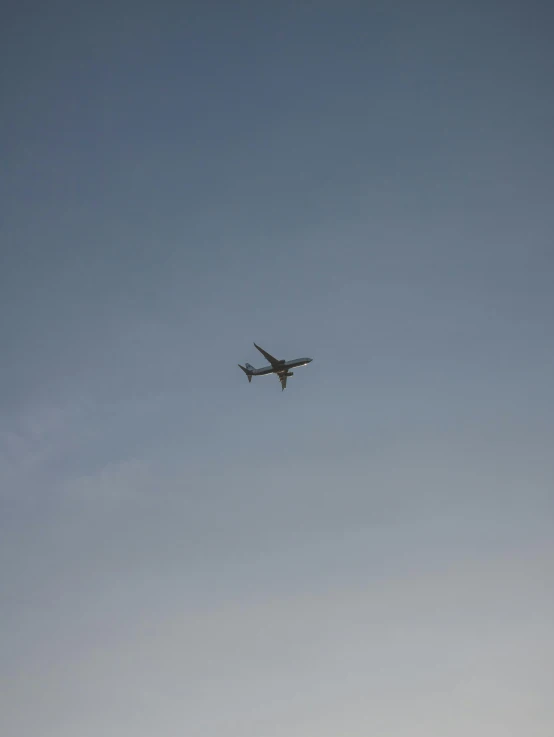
[238,343,313,391]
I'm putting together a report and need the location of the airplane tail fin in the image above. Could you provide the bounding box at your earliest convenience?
[238,364,253,383]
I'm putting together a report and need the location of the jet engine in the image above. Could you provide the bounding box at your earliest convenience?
[285,371,294,377]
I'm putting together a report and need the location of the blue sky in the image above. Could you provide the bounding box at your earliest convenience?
[1,2,553,735]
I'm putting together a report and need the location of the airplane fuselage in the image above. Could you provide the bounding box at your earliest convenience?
[251,357,312,376]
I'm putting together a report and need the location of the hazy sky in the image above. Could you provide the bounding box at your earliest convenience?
[2,1,553,735]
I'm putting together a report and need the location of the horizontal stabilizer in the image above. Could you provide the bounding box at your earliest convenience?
[238,364,252,383]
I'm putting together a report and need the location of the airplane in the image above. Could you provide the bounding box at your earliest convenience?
[238,343,313,391]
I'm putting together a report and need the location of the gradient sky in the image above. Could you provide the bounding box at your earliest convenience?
[2,1,554,735]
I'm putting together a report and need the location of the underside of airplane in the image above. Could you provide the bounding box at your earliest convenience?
[238,343,313,391]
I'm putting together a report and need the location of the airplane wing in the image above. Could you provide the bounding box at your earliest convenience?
[278,373,288,391]
[253,343,283,367]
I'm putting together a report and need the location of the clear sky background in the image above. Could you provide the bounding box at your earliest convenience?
[1,1,553,735]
